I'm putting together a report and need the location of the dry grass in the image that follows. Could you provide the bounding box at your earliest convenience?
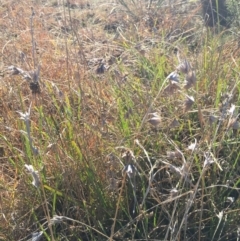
[0,0,240,240]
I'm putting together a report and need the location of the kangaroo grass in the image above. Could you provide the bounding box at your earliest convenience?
[1,0,240,240]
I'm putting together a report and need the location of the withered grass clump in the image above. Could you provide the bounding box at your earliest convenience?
[0,0,240,240]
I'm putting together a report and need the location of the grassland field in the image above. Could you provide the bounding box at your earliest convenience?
[0,0,240,240]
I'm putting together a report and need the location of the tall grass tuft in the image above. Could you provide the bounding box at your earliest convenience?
[0,0,240,240]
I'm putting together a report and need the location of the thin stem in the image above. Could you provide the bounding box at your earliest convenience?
[109,172,127,241]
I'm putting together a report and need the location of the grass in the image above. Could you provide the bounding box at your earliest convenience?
[0,0,240,240]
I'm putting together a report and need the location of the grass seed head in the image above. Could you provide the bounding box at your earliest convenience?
[170,188,178,198]
[228,104,236,115]
[187,139,197,151]
[163,81,181,96]
[24,164,40,188]
[122,149,135,163]
[29,66,41,94]
[8,65,23,75]
[169,118,180,128]
[168,71,180,82]
[96,62,106,74]
[166,150,182,160]
[50,215,65,226]
[8,65,32,80]
[29,81,41,94]
[31,231,43,241]
[148,116,161,126]
[183,95,195,112]
[122,164,137,179]
[169,164,182,177]
[227,117,240,130]
[203,152,215,168]
[177,59,191,74]
[184,71,196,89]
[17,110,30,122]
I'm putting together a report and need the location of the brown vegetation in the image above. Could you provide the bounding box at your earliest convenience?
[0,0,240,240]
